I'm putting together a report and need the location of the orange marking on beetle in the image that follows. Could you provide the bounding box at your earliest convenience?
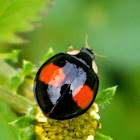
[73,85,94,109]
[39,63,65,87]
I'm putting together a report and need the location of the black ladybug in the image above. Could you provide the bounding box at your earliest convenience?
[34,46,99,120]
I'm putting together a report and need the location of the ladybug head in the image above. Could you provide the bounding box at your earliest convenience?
[67,46,98,73]
[80,47,98,73]
[80,47,96,61]
[67,46,96,60]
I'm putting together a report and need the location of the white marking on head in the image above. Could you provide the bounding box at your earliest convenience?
[92,61,98,73]
[67,50,80,55]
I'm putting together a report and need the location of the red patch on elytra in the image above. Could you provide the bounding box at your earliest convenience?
[39,63,65,87]
[73,85,94,109]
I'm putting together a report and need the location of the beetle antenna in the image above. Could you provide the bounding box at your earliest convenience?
[85,35,106,58]
[94,52,107,58]
[85,34,90,49]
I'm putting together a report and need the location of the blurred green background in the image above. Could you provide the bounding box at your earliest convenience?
[0,0,140,139]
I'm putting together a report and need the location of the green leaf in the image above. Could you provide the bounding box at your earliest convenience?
[95,132,113,140]
[0,60,16,78]
[42,48,54,64]
[22,60,34,76]
[95,86,117,105]
[9,60,34,91]
[9,116,34,129]
[0,50,20,62]
[19,126,36,140]
[0,0,50,44]
[9,75,22,91]
[0,60,17,86]
[0,85,34,114]
[0,100,18,140]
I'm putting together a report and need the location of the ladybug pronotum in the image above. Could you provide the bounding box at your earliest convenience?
[34,46,99,120]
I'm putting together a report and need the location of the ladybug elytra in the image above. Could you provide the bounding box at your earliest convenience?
[34,46,99,120]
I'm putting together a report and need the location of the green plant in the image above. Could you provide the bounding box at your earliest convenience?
[0,48,117,140]
[0,1,117,139]
[0,0,50,44]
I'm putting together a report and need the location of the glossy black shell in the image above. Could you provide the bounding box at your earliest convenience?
[34,51,99,120]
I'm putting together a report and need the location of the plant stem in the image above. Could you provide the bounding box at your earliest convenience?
[0,86,34,114]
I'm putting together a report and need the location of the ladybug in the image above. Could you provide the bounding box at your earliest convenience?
[34,46,99,120]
